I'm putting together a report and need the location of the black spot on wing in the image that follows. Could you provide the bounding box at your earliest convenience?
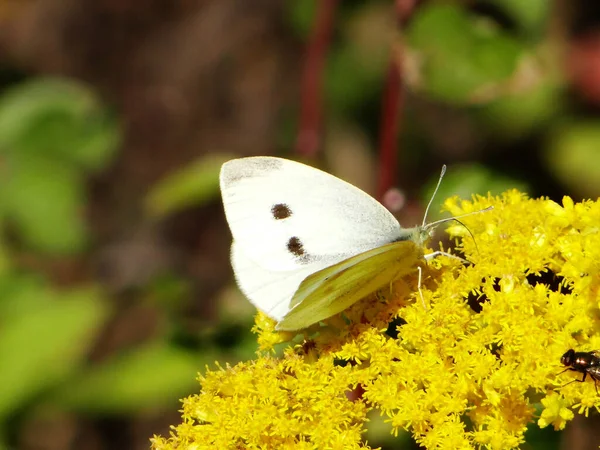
[272,203,292,220]
[287,236,305,256]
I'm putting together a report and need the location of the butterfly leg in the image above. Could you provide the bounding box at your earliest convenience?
[375,282,394,302]
[417,266,427,310]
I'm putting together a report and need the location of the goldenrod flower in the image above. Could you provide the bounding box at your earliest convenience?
[151,191,600,449]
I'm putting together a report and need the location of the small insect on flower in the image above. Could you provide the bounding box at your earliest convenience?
[560,349,600,394]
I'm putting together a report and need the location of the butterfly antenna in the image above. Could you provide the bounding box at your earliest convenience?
[423,206,493,252]
[425,206,493,230]
[422,165,447,227]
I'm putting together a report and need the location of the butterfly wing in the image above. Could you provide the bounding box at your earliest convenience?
[276,241,423,331]
[230,240,329,321]
[221,157,404,321]
[220,157,402,271]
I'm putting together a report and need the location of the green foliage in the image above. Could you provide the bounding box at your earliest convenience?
[486,0,549,35]
[406,4,523,104]
[0,283,108,419]
[325,45,386,114]
[51,343,206,414]
[145,154,232,219]
[2,154,87,252]
[0,78,120,253]
[0,78,119,169]
[479,77,563,139]
[545,120,600,198]
[0,74,251,444]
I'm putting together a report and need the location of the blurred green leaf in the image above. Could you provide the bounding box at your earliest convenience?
[0,77,120,170]
[0,273,51,319]
[486,0,549,35]
[479,76,562,139]
[2,153,87,253]
[51,342,206,414]
[406,4,523,104]
[0,287,108,420]
[326,46,384,114]
[545,121,600,197]
[63,111,120,171]
[145,154,231,219]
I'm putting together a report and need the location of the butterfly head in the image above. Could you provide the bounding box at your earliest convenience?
[411,224,436,247]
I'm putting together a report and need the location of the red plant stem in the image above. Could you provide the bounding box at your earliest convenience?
[376,58,403,200]
[396,0,417,23]
[295,0,339,158]
[376,0,417,200]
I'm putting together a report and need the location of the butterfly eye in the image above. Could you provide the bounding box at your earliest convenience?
[287,236,305,256]
[271,203,292,220]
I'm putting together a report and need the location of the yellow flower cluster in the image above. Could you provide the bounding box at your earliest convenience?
[151,191,600,449]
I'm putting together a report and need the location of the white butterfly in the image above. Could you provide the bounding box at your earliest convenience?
[220,156,475,331]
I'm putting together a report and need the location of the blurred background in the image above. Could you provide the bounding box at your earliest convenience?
[0,0,599,449]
